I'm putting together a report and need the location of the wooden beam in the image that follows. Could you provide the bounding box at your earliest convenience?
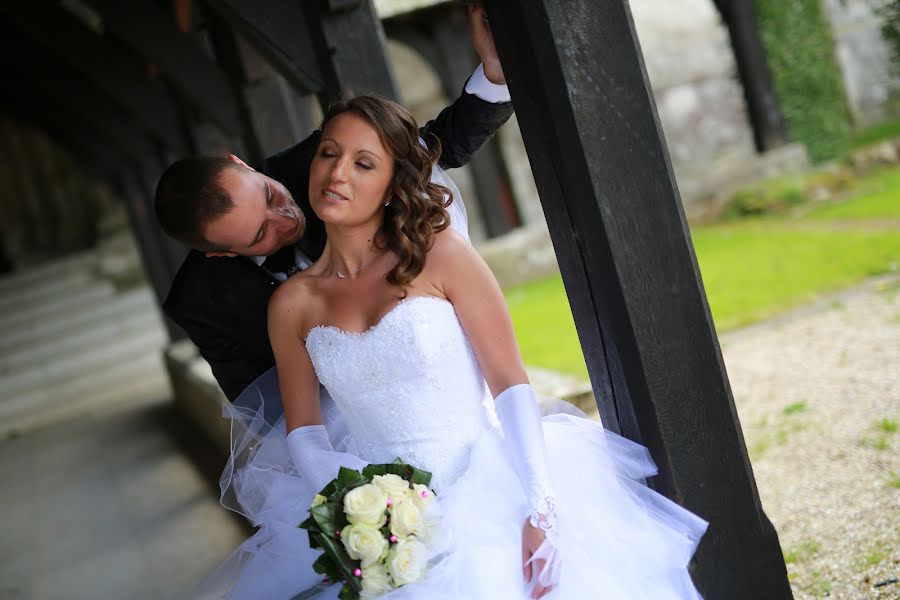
[0,21,160,167]
[85,0,243,136]
[303,0,399,105]
[204,15,266,166]
[0,4,189,155]
[713,0,788,151]
[0,87,122,185]
[484,1,792,597]
[205,0,396,107]
[204,0,325,94]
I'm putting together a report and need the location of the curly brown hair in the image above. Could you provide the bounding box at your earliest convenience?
[318,96,453,289]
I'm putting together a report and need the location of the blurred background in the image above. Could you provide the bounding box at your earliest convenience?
[0,0,897,598]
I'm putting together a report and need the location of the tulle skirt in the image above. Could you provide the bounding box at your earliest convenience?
[197,372,707,599]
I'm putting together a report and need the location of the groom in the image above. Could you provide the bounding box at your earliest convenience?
[155,5,512,402]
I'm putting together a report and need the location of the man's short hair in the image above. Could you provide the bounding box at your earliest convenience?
[154,157,239,251]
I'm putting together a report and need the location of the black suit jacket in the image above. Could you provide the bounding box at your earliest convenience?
[164,89,513,401]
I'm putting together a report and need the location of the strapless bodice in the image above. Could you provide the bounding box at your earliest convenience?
[305,296,493,489]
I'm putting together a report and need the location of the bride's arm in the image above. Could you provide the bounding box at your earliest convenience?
[268,283,367,491]
[268,282,323,432]
[430,230,558,599]
[429,230,528,395]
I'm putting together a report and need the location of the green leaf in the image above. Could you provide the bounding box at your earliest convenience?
[361,463,389,478]
[407,466,432,487]
[298,515,319,532]
[310,503,339,538]
[316,533,364,594]
[307,530,322,550]
[362,461,433,488]
[312,467,366,504]
[319,479,339,497]
[338,583,360,600]
[312,553,342,582]
[300,514,325,550]
[337,467,365,486]
[332,479,367,501]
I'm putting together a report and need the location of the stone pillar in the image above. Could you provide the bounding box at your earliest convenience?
[822,0,900,126]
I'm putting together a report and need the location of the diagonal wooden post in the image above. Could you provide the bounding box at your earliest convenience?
[484,1,792,597]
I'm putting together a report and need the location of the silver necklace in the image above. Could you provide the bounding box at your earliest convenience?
[334,252,381,279]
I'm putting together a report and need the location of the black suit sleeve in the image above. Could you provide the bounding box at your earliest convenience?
[167,308,265,402]
[163,254,274,402]
[421,86,514,169]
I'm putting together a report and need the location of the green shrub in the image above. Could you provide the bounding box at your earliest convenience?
[880,1,900,78]
[721,163,861,220]
[849,118,900,149]
[754,0,851,161]
[723,186,805,219]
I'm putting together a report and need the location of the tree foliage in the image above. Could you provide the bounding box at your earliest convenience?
[879,1,900,77]
[753,0,851,161]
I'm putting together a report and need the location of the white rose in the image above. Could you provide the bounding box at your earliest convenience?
[416,510,441,544]
[389,498,422,538]
[310,494,327,509]
[344,484,388,527]
[410,484,435,511]
[387,537,428,586]
[360,563,394,599]
[373,474,411,503]
[341,523,389,568]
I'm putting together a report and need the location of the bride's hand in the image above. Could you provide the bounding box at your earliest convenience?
[521,519,553,599]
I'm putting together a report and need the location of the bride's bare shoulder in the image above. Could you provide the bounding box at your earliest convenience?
[268,271,325,330]
[430,227,474,259]
[428,227,482,270]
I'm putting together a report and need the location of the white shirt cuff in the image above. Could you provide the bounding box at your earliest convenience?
[465,64,511,104]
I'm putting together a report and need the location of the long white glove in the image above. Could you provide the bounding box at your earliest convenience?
[494,384,560,586]
[287,424,368,493]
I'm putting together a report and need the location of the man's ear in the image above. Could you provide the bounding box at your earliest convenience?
[205,251,239,258]
[226,154,254,171]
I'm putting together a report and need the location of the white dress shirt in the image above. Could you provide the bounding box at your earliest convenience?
[465,63,511,103]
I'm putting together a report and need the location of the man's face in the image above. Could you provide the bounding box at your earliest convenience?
[202,156,305,257]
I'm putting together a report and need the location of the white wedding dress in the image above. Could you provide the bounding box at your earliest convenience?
[200,296,707,599]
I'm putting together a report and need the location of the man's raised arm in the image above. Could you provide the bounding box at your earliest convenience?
[420,3,513,168]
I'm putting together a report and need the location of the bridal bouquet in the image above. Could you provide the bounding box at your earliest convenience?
[296,460,439,600]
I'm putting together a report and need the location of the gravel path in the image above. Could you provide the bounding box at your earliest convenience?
[721,275,900,599]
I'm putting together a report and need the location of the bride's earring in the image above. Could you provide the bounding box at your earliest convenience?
[383,200,391,207]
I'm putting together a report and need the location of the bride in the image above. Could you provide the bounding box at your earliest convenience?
[201,96,707,599]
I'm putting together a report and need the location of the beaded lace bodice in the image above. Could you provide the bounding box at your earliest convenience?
[305,296,493,490]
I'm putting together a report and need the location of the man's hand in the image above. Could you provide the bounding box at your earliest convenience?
[468,4,505,85]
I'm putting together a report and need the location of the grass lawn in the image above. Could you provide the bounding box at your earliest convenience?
[505,167,900,379]
[848,117,900,150]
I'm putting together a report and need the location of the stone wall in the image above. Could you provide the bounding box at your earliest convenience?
[375,0,449,20]
[384,0,769,226]
[381,0,815,283]
[0,118,119,271]
[822,0,900,126]
[632,0,759,193]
